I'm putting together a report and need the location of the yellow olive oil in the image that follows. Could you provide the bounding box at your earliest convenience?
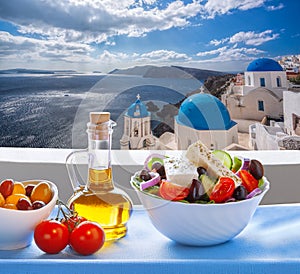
[68,168,132,241]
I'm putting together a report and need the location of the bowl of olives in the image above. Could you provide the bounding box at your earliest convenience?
[0,179,58,250]
[130,149,270,246]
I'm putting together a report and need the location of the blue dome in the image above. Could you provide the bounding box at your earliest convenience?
[246,58,283,72]
[176,94,236,130]
[126,98,149,118]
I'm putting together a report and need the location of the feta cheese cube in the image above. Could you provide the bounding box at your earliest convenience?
[163,156,198,188]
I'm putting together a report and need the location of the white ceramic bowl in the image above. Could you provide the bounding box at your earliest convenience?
[0,180,58,250]
[131,174,270,246]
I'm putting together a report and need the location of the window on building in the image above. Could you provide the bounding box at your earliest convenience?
[134,121,139,137]
[276,76,282,87]
[125,120,129,136]
[260,78,265,87]
[258,100,264,111]
[248,76,251,85]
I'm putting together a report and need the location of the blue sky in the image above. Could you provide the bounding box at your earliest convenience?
[0,0,299,73]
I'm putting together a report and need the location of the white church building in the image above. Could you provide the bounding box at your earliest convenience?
[222,57,300,150]
[222,58,287,122]
[120,93,239,151]
[174,93,238,150]
[120,95,156,150]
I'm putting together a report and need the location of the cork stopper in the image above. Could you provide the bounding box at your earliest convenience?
[88,112,111,140]
[89,112,110,125]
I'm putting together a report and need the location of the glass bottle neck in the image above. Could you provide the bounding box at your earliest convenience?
[87,137,114,192]
[88,166,114,192]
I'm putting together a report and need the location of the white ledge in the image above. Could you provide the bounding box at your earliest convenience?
[0,147,300,205]
[1,147,299,166]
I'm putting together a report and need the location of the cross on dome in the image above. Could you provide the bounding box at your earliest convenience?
[136,94,140,100]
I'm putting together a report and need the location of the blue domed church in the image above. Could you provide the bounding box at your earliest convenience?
[222,58,287,122]
[174,93,238,149]
[120,95,155,150]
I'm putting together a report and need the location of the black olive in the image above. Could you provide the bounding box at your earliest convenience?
[139,169,152,181]
[233,185,248,200]
[151,162,166,179]
[197,167,207,177]
[249,159,264,180]
[186,179,206,203]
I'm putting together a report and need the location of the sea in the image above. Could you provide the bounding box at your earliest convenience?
[0,72,202,149]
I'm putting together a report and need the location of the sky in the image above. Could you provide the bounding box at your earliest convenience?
[0,0,299,73]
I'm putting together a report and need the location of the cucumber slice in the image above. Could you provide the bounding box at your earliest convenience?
[200,174,217,196]
[212,150,232,170]
[231,156,242,172]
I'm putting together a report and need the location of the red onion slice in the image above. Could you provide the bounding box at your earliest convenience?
[140,172,161,191]
[246,188,262,199]
[144,153,165,171]
[235,157,250,177]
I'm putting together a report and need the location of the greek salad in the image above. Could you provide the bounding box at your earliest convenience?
[132,140,266,204]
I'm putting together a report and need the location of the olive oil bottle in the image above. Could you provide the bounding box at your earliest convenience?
[66,112,132,241]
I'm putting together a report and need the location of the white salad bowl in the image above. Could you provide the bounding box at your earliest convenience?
[131,174,270,246]
[0,180,58,250]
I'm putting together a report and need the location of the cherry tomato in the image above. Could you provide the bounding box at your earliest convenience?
[0,193,5,207]
[239,170,259,193]
[62,215,87,233]
[69,221,105,256]
[209,177,235,203]
[2,203,17,210]
[0,179,14,198]
[12,182,26,195]
[34,220,69,254]
[159,180,190,201]
[5,194,31,206]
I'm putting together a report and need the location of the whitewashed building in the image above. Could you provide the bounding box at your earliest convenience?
[174,93,238,150]
[283,90,300,136]
[120,95,156,150]
[222,58,287,122]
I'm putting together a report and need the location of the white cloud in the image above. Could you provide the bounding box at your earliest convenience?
[196,45,264,62]
[210,38,229,46]
[140,50,190,61]
[211,30,279,46]
[0,0,272,45]
[0,0,202,44]
[0,0,283,72]
[202,0,266,19]
[0,31,94,62]
[196,46,228,57]
[97,49,190,65]
[266,3,284,11]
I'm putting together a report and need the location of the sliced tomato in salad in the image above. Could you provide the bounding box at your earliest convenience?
[159,180,189,201]
[239,170,258,193]
[209,177,235,203]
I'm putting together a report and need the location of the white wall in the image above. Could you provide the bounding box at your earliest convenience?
[175,122,238,150]
[283,90,300,135]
